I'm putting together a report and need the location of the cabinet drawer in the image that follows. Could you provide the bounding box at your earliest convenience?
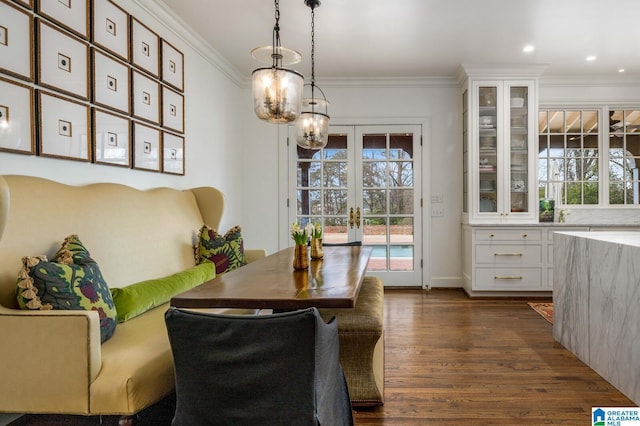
[475,229,542,242]
[474,267,543,290]
[475,244,542,264]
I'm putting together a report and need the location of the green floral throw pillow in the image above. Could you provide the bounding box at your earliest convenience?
[16,235,118,343]
[195,225,247,274]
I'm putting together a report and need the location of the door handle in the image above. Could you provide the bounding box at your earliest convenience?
[349,207,355,229]
[356,207,361,229]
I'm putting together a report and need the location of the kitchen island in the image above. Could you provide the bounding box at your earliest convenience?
[553,231,640,405]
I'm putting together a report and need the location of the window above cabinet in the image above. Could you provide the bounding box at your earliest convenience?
[538,107,640,207]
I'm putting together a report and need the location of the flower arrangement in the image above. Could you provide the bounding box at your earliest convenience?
[311,222,322,239]
[558,208,571,223]
[291,222,314,245]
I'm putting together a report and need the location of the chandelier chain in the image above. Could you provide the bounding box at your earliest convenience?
[310,6,315,85]
[272,0,282,67]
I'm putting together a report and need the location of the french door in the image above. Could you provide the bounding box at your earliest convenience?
[288,124,422,287]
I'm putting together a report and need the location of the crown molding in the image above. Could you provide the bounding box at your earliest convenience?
[457,63,549,84]
[312,76,457,89]
[540,74,640,87]
[131,0,246,87]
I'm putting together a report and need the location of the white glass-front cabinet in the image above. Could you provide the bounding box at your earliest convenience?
[461,75,538,224]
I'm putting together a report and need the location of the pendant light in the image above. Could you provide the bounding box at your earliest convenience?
[251,0,304,124]
[295,0,330,149]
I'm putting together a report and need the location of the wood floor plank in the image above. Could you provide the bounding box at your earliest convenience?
[353,288,635,425]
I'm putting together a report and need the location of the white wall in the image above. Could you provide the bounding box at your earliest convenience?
[539,77,640,105]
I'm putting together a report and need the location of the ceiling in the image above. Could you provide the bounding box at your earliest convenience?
[157,0,640,82]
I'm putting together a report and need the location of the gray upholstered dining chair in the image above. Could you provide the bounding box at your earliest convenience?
[165,307,353,426]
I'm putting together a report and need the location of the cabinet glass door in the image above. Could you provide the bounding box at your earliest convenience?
[508,86,529,213]
[478,86,498,213]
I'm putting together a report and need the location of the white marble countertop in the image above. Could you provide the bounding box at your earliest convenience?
[464,223,640,228]
[555,231,640,247]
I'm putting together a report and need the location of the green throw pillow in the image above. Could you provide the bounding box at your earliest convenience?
[16,235,118,343]
[194,225,247,274]
[110,262,215,322]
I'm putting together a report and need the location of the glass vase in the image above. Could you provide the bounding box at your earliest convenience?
[310,238,324,259]
[293,244,309,270]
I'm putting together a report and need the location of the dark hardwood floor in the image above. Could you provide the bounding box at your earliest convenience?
[9,288,634,425]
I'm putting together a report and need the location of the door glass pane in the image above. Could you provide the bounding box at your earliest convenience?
[324,162,347,187]
[510,86,529,213]
[389,161,413,186]
[389,217,413,244]
[390,245,413,271]
[363,189,387,214]
[363,161,387,187]
[362,134,387,159]
[363,217,386,245]
[324,189,348,215]
[323,135,347,159]
[324,217,348,244]
[479,86,498,214]
[367,246,387,271]
[297,189,320,215]
[389,189,413,214]
[296,161,320,187]
[390,134,413,159]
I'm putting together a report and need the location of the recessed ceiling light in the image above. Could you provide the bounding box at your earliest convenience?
[523,45,535,53]
[619,68,625,73]
[586,55,597,61]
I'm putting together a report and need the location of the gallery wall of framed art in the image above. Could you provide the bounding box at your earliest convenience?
[0,0,186,175]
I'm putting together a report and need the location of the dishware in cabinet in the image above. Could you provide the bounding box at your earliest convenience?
[460,70,541,224]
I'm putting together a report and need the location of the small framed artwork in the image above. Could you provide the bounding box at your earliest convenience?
[10,0,32,8]
[161,39,184,92]
[92,107,131,167]
[37,19,89,100]
[92,48,130,114]
[133,121,160,172]
[37,0,89,39]
[131,17,159,78]
[132,69,160,124]
[0,76,35,154]
[162,131,184,175]
[38,90,91,161]
[92,0,129,62]
[161,85,184,133]
[0,0,33,81]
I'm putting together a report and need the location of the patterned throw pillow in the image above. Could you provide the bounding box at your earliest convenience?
[194,225,247,274]
[16,235,118,343]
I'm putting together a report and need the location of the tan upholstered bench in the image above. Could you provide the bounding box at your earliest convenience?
[319,276,384,407]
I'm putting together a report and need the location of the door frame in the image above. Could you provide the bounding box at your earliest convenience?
[278,116,433,289]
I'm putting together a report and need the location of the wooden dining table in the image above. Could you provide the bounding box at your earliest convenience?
[170,245,372,310]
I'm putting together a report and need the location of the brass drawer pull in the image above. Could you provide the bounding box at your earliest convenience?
[494,253,523,256]
[494,275,523,280]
